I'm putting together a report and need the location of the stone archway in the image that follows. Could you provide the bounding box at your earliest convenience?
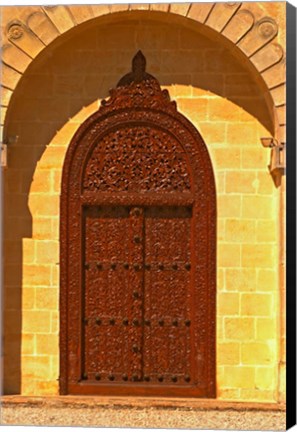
[1,3,286,146]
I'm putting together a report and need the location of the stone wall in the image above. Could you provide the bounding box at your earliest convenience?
[2,8,285,401]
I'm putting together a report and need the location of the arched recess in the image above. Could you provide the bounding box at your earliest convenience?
[1,2,286,147]
[60,52,216,397]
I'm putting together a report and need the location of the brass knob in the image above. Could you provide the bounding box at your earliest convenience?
[184,374,191,382]
[84,263,90,270]
[133,318,139,326]
[144,375,150,381]
[123,262,129,269]
[158,263,164,270]
[109,318,115,325]
[145,263,151,270]
[159,319,164,326]
[172,375,178,382]
[133,291,140,299]
[96,318,102,325]
[95,373,101,380]
[83,372,88,379]
[96,262,102,269]
[123,318,129,326]
[172,319,178,326]
[172,263,178,270]
[83,318,88,325]
[132,344,139,353]
[185,319,191,327]
[133,264,140,271]
[133,208,141,216]
[144,319,150,326]
[122,374,128,381]
[111,263,116,270]
[158,375,164,382]
[185,263,191,270]
[134,235,141,244]
[108,374,115,381]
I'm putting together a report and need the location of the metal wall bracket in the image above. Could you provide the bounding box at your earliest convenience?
[261,137,285,187]
[1,143,7,168]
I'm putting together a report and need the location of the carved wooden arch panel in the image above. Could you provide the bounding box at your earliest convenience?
[60,52,216,397]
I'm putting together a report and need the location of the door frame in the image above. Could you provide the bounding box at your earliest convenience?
[60,61,216,397]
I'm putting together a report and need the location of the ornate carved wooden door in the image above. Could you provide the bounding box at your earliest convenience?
[60,52,216,397]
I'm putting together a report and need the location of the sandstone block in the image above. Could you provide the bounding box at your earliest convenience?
[32,217,53,239]
[240,389,275,402]
[43,5,75,33]
[2,44,31,73]
[219,146,243,170]
[226,171,257,194]
[251,43,284,73]
[150,3,171,12]
[223,9,254,44]
[23,264,51,286]
[217,195,241,218]
[21,334,35,355]
[36,334,59,355]
[256,220,276,243]
[262,61,286,89]
[218,292,240,316]
[241,293,272,316]
[206,2,240,33]
[23,311,51,333]
[218,244,241,267]
[27,11,60,45]
[242,196,274,219]
[222,366,255,389]
[217,342,240,365]
[256,318,276,339]
[22,355,51,379]
[238,19,278,57]
[29,195,59,217]
[36,240,59,264]
[35,287,58,310]
[225,317,255,340]
[242,342,274,365]
[170,3,191,16]
[225,219,256,243]
[257,269,277,292]
[225,268,257,292]
[188,3,214,23]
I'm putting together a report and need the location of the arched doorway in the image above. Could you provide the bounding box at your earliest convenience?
[60,51,216,397]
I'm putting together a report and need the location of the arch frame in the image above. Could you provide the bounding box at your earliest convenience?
[1,2,286,149]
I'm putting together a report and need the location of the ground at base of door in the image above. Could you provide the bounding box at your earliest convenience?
[0,396,286,430]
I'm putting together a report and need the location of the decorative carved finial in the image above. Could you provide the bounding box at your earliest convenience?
[103,51,176,112]
[132,50,146,82]
[117,51,154,87]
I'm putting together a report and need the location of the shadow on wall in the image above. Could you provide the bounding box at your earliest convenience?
[3,17,273,394]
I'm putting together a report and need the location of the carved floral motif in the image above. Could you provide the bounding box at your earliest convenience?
[7,23,24,40]
[83,126,191,192]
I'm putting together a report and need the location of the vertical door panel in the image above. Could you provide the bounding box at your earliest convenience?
[143,207,193,384]
[83,206,142,382]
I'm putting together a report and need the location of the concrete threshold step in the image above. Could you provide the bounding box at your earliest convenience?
[1,395,286,412]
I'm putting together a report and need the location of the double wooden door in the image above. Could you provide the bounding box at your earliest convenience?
[82,205,194,394]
